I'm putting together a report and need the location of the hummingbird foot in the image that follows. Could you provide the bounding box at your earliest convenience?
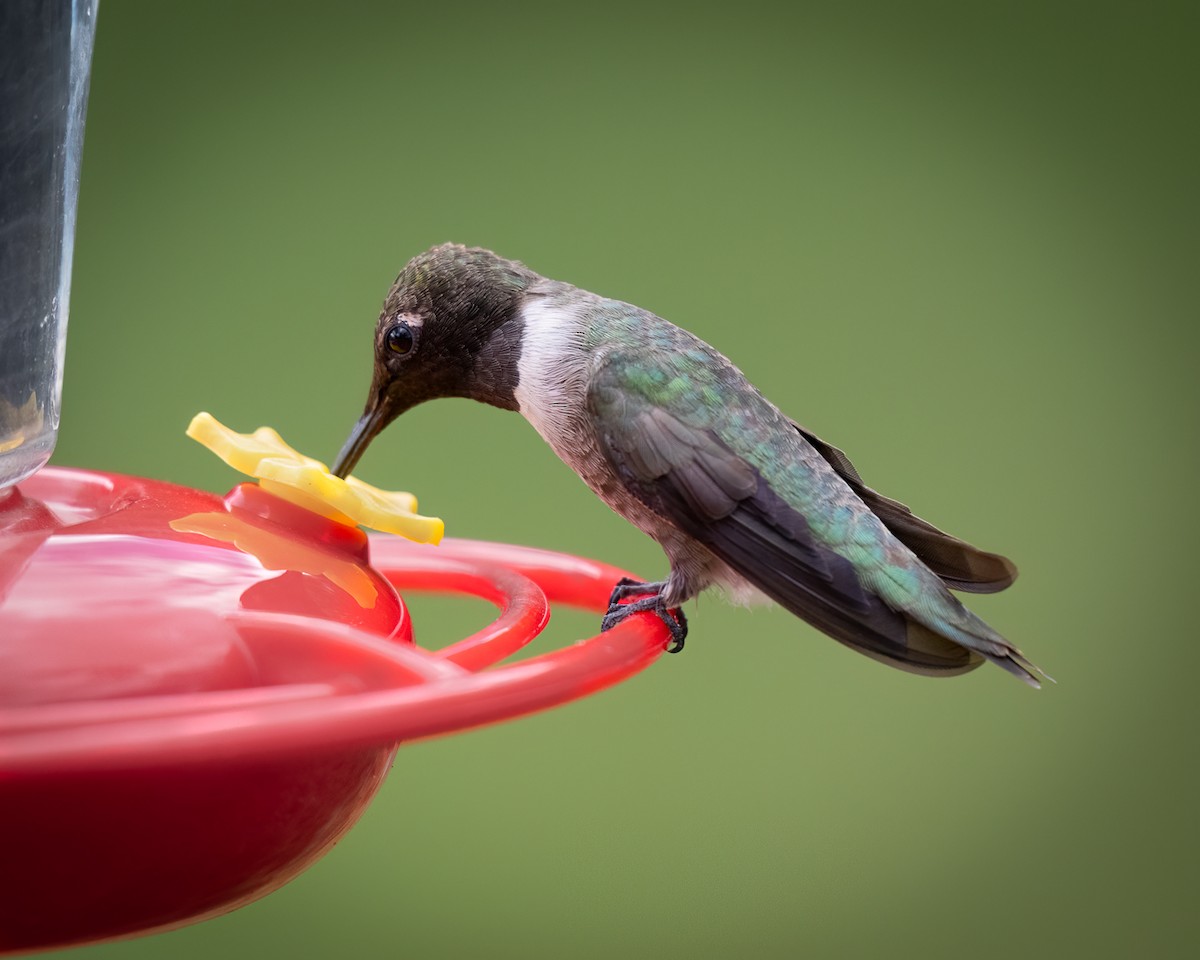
[601,579,688,653]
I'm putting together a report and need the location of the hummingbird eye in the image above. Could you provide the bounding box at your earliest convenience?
[386,322,415,356]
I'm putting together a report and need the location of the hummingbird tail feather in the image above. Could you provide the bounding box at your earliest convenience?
[951,631,1047,688]
[920,606,1049,688]
[978,649,1045,688]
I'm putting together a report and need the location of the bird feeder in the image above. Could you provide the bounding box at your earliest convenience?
[1,458,667,954]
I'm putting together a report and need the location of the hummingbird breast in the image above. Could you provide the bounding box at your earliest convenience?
[512,288,655,517]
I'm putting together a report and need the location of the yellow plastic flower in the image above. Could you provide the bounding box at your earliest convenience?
[186,412,443,544]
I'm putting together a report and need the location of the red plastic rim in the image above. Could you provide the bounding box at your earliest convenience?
[1,537,668,774]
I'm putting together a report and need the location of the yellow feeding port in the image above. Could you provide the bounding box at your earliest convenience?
[186,412,443,544]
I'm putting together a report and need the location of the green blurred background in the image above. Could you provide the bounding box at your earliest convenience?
[44,0,1195,957]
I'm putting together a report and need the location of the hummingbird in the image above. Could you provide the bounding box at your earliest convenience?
[332,244,1045,686]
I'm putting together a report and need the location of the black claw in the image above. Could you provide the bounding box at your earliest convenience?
[663,606,688,653]
[607,576,644,609]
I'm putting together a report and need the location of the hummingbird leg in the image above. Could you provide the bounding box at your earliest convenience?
[601,579,688,653]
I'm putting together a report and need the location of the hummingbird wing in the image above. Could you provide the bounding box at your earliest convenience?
[789,422,1018,593]
[588,345,1040,684]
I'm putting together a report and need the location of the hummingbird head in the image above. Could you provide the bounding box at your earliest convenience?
[331,244,536,478]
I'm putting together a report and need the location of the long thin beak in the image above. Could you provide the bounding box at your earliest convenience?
[331,409,384,479]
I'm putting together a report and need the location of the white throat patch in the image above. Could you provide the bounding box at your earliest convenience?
[512,297,592,449]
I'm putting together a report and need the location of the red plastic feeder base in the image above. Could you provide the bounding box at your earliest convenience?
[0,469,669,955]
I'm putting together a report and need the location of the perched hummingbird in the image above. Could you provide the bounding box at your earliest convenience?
[332,244,1044,686]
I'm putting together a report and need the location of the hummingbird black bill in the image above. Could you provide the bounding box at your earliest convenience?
[331,409,383,479]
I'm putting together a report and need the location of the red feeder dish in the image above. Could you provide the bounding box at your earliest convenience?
[0,467,669,955]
